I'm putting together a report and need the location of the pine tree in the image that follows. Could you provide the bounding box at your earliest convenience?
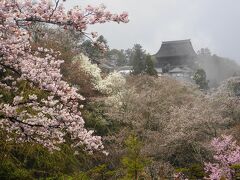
[121,135,149,180]
[145,55,157,76]
[193,69,209,90]
[132,44,146,75]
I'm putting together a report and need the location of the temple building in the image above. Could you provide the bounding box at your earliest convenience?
[154,39,197,82]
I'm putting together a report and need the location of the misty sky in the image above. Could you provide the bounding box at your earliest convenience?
[66,0,240,63]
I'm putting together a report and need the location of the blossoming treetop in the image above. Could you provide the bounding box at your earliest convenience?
[205,135,240,179]
[0,0,128,151]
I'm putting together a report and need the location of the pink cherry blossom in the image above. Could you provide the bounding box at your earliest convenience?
[0,0,128,152]
[204,135,240,179]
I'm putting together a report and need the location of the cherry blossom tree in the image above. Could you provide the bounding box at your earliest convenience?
[204,135,240,179]
[73,54,126,95]
[0,0,128,151]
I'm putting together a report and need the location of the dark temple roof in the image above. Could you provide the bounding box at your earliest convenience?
[155,39,197,58]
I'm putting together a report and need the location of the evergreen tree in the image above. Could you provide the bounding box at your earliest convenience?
[125,48,135,65]
[197,48,211,56]
[193,69,209,90]
[121,135,149,180]
[81,35,109,63]
[131,44,146,75]
[108,49,127,66]
[145,55,157,76]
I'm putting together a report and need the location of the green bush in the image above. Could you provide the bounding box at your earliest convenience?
[175,164,205,179]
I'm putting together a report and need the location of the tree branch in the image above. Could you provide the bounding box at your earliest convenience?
[49,0,60,21]
[0,114,60,129]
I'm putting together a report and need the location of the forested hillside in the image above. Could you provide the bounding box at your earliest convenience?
[197,48,240,87]
[0,1,240,180]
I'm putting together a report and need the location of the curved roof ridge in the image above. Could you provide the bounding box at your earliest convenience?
[162,39,191,44]
[155,39,196,58]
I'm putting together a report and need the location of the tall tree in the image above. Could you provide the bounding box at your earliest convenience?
[131,44,146,75]
[145,55,157,76]
[125,48,135,65]
[121,135,149,180]
[193,69,209,90]
[197,48,211,56]
[108,49,127,66]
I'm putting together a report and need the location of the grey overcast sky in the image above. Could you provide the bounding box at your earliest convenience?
[66,0,240,63]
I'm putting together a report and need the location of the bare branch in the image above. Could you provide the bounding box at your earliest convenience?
[49,0,60,21]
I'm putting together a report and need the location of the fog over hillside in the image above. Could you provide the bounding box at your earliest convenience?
[66,0,240,64]
[2,1,240,179]
[196,52,240,87]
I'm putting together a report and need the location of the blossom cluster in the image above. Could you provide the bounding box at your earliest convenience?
[74,54,126,95]
[204,135,240,179]
[73,54,102,88]
[0,0,128,151]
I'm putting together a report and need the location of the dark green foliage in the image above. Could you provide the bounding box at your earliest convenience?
[231,164,240,179]
[176,164,205,179]
[81,35,109,63]
[130,46,157,76]
[229,81,240,96]
[0,160,33,180]
[168,144,198,167]
[131,44,146,75]
[108,49,127,66]
[87,164,117,180]
[81,40,101,62]
[121,135,149,180]
[82,101,119,136]
[0,129,92,179]
[0,98,120,180]
[145,55,157,76]
[166,140,210,168]
[193,69,209,90]
[188,164,205,179]
[124,48,135,65]
[175,167,189,175]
